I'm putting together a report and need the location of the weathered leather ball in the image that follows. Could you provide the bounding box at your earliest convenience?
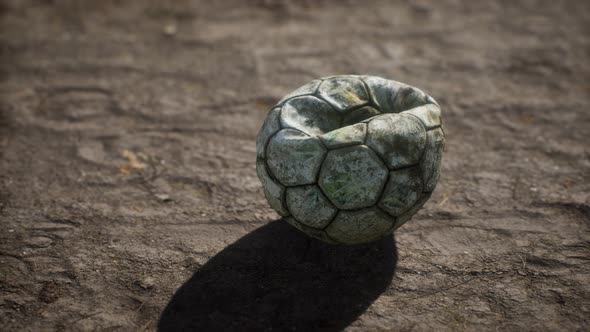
[256,75,444,244]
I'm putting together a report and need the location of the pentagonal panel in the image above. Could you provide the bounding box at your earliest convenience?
[394,192,431,230]
[286,185,337,229]
[267,129,326,186]
[320,123,367,149]
[284,217,336,244]
[256,107,281,159]
[280,96,341,136]
[319,145,388,209]
[325,207,394,244]
[256,159,289,216]
[366,114,426,169]
[277,80,322,105]
[317,76,369,112]
[379,167,423,216]
[342,106,381,126]
[405,104,441,130]
[360,76,405,113]
[421,127,445,192]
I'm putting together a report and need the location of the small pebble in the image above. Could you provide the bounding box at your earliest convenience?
[163,24,177,35]
[139,277,155,290]
[155,193,172,202]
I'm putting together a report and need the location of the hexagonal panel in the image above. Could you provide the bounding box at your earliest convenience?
[280,96,341,136]
[360,76,405,113]
[256,159,289,216]
[325,207,394,244]
[342,106,381,126]
[284,217,336,244]
[267,128,326,186]
[317,76,369,112]
[394,192,431,230]
[404,104,442,130]
[286,185,337,229]
[393,86,430,112]
[319,145,388,209]
[366,113,426,169]
[379,167,423,216]
[320,123,367,149]
[421,128,445,192]
[256,107,281,159]
[277,80,322,105]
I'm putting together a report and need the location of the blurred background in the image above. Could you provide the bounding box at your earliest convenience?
[0,0,589,331]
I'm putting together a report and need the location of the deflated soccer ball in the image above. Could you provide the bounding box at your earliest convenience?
[256,75,444,244]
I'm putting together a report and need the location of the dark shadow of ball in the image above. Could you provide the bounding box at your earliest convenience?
[158,219,397,331]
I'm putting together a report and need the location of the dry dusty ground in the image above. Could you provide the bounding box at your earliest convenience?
[1,0,589,331]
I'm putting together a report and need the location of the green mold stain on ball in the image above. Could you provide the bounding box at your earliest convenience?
[256,75,445,245]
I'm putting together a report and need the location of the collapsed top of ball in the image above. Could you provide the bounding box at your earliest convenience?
[256,75,444,245]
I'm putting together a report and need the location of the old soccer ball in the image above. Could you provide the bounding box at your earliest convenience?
[256,75,444,244]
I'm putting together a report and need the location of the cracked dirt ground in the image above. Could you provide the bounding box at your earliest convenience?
[0,1,589,331]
